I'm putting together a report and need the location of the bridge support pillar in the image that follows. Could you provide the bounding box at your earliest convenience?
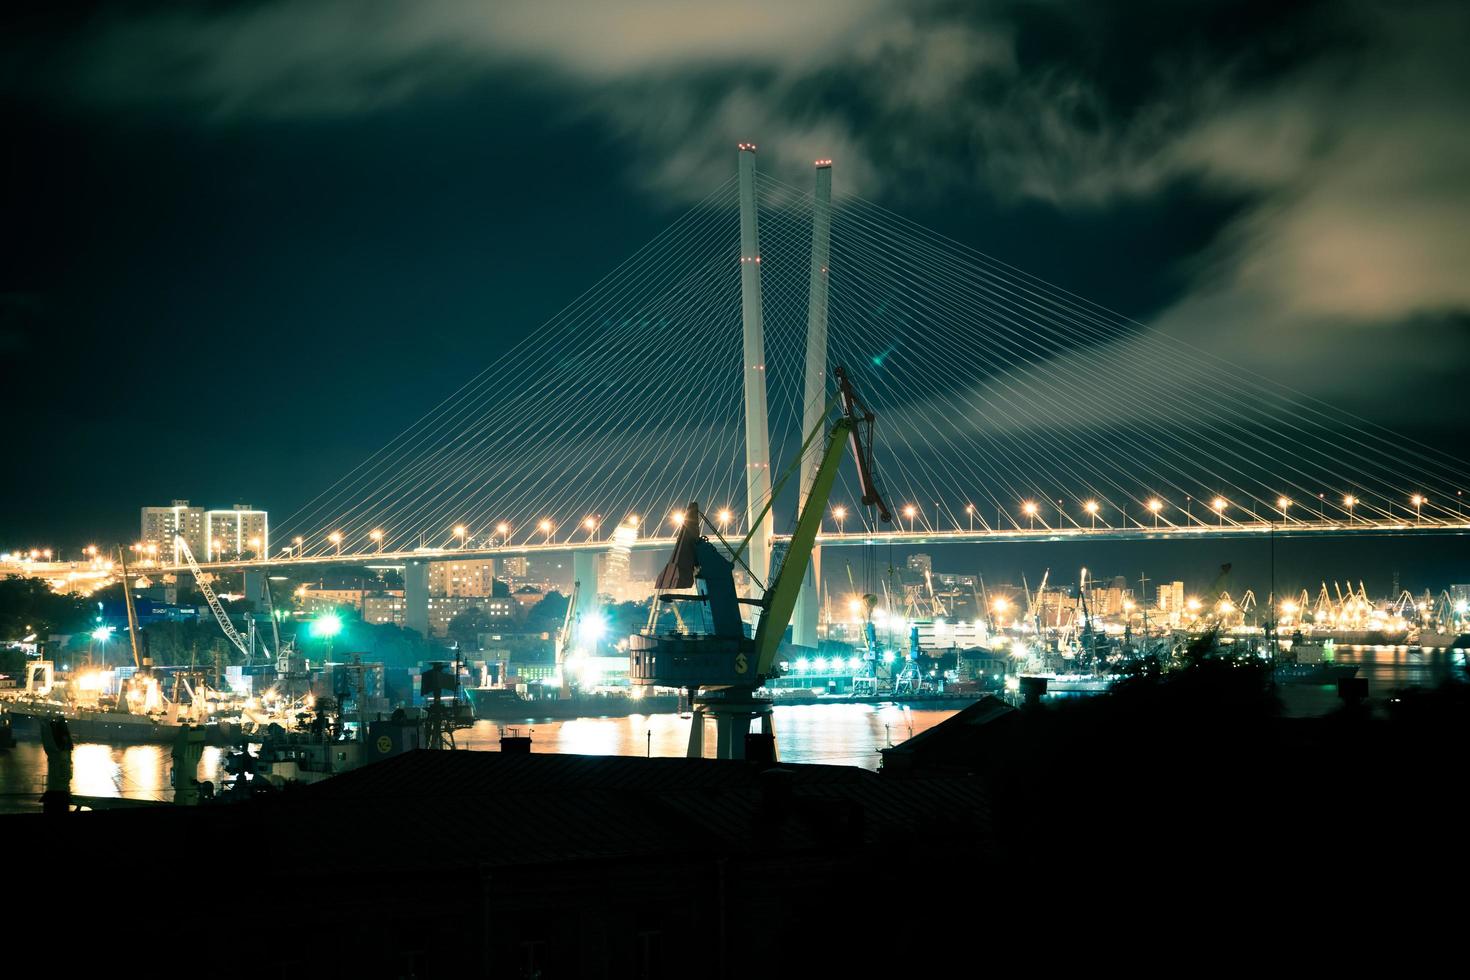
[405,559,430,637]
[572,549,598,621]
[793,159,833,651]
[738,142,773,597]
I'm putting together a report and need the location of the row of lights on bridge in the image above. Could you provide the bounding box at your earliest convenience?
[284,491,1453,558]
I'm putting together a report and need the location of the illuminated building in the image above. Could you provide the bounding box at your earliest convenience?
[429,557,498,596]
[140,500,205,564]
[205,504,269,560]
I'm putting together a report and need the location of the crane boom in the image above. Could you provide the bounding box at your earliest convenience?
[176,535,252,661]
[751,367,890,679]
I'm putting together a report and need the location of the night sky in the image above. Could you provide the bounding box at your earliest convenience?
[4,1,1467,591]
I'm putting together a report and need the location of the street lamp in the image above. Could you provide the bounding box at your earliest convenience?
[717,509,733,534]
[453,525,467,548]
[328,531,342,556]
[1343,495,1356,523]
[965,503,975,532]
[583,515,598,540]
[832,505,847,534]
[668,509,684,529]
[1277,497,1293,522]
[1212,497,1226,526]
[1147,498,1163,528]
[370,529,384,552]
[496,522,510,545]
[292,536,303,558]
[1411,494,1424,523]
[539,519,555,543]
[902,504,918,532]
[1084,500,1099,529]
[1022,501,1037,529]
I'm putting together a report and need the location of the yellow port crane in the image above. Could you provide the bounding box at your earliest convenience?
[628,366,891,758]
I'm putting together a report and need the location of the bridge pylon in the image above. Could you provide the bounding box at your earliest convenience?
[792,158,833,650]
[738,143,773,595]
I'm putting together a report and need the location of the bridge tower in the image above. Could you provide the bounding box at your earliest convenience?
[737,143,773,591]
[792,159,833,650]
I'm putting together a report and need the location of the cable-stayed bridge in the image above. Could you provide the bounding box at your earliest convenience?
[153,145,1469,640]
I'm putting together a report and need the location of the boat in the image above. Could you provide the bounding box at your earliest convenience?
[767,690,983,709]
[1414,630,1470,649]
[1273,640,1359,684]
[2,694,236,744]
[1019,672,1119,695]
[463,685,679,720]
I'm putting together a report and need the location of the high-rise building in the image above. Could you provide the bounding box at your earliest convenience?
[600,519,638,601]
[906,553,933,576]
[429,558,497,597]
[499,556,529,581]
[1157,581,1185,619]
[205,505,269,560]
[141,500,205,564]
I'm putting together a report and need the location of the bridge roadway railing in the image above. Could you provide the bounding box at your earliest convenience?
[144,517,1470,575]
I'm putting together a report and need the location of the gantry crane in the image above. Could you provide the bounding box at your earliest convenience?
[629,366,891,758]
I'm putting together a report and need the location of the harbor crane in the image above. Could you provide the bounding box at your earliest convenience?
[175,535,258,663]
[629,366,891,759]
[555,579,582,698]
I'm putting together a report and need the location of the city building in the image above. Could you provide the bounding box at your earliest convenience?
[429,557,497,597]
[599,519,638,601]
[1157,581,1186,623]
[499,556,530,581]
[298,586,369,615]
[426,595,518,637]
[205,504,269,560]
[906,553,932,576]
[141,500,206,564]
[363,593,406,626]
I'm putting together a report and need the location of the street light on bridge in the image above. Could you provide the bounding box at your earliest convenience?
[496,522,510,545]
[370,529,384,553]
[583,515,599,540]
[831,506,847,534]
[1212,497,1227,525]
[964,503,975,532]
[717,508,734,534]
[1147,498,1163,528]
[1343,495,1357,523]
[1411,494,1425,523]
[1084,500,1099,529]
[902,504,918,532]
[668,510,684,529]
[539,519,555,543]
[328,531,342,556]
[1277,497,1293,522]
[1021,501,1038,529]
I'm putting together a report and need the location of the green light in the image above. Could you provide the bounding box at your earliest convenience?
[310,612,342,638]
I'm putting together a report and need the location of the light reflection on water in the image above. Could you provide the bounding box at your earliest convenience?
[457,703,953,769]
[0,705,954,813]
[5,649,1459,814]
